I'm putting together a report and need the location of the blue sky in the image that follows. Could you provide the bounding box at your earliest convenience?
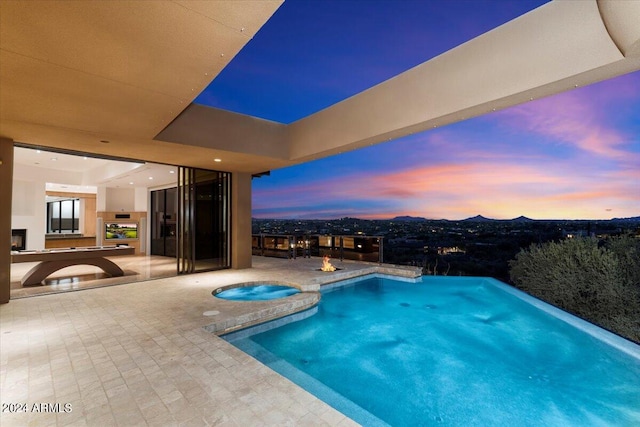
[196,0,640,220]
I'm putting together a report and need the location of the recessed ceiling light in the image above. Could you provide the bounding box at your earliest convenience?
[51,157,57,161]
[36,150,41,154]
[83,157,88,160]
[214,158,222,162]
[169,170,175,174]
[129,182,134,185]
[148,177,153,180]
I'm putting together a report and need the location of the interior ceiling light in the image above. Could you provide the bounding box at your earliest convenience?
[36,150,41,153]
[169,170,175,174]
[129,182,134,185]
[214,158,222,162]
[83,157,88,160]
[148,177,153,180]
[51,157,57,161]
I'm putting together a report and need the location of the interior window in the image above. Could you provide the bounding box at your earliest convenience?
[47,198,80,233]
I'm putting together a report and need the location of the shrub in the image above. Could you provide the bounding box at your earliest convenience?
[509,236,640,343]
[605,234,640,291]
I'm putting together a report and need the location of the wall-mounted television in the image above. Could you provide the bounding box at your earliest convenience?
[105,223,138,240]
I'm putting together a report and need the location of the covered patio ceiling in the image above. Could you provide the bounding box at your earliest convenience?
[0,0,287,172]
[1,0,639,174]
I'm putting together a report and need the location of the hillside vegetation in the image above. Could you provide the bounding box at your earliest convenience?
[509,235,640,343]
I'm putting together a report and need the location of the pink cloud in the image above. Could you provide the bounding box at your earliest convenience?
[255,155,639,220]
[496,77,639,162]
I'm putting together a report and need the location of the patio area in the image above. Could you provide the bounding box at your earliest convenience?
[1,256,419,426]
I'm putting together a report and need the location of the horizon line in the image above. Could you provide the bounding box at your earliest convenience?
[251,214,640,222]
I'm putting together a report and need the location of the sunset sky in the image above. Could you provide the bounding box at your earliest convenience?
[196,0,640,220]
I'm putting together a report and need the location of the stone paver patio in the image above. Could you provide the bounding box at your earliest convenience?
[1,257,420,426]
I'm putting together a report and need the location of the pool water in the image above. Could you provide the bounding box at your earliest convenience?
[214,284,299,301]
[224,276,640,426]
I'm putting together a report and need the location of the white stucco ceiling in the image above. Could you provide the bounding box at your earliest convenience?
[13,147,177,190]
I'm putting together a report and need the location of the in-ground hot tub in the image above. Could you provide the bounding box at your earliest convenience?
[214,284,300,301]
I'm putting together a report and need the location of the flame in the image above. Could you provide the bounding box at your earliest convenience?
[321,255,336,272]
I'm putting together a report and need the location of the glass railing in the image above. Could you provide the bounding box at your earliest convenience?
[252,234,383,263]
[252,234,292,259]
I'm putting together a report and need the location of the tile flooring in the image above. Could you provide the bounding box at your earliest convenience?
[2,256,420,426]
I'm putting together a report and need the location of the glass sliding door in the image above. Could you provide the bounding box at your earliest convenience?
[150,187,177,257]
[177,167,230,273]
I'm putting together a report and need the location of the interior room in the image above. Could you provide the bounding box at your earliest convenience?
[10,146,179,297]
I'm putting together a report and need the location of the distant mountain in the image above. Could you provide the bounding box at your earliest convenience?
[461,215,537,222]
[462,215,495,222]
[391,216,427,222]
[510,215,534,222]
[611,216,640,222]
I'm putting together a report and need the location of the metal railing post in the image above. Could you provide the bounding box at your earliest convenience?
[260,234,264,256]
[304,235,310,258]
[289,235,296,259]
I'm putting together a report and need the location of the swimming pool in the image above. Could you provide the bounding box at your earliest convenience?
[224,275,640,426]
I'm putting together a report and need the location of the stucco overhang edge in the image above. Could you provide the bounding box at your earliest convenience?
[155,104,288,160]
[597,0,640,58]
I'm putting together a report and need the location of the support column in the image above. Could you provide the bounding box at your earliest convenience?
[231,172,252,269]
[0,139,14,303]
